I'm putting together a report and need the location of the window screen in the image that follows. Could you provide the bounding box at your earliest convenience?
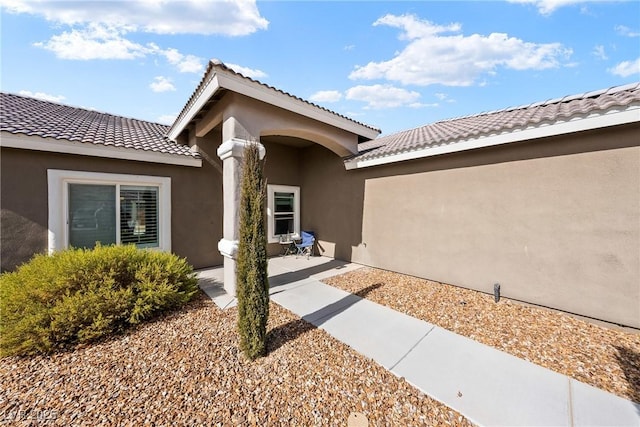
[68,184,117,249]
[274,192,295,235]
[120,186,159,248]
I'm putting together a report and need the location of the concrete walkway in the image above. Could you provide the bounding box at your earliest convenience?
[197,256,640,426]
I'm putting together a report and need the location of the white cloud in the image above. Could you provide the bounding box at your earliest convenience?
[435,92,456,103]
[34,24,151,60]
[615,25,640,38]
[32,24,204,74]
[177,55,205,74]
[160,48,204,74]
[225,63,267,79]
[309,90,343,103]
[349,14,571,87]
[592,45,608,60]
[609,57,640,77]
[13,0,257,74]
[508,0,586,15]
[150,76,176,93]
[156,114,177,125]
[18,90,66,103]
[345,84,423,109]
[3,0,268,36]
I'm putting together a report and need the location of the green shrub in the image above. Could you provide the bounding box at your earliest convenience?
[0,244,198,357]
[236,142,270,360]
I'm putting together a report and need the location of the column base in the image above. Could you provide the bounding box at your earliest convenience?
[223,257,237,296]
[218,238,239,296]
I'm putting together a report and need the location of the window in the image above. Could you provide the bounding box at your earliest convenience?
[119,186,159,248]
[48,170,171,253]
[267,184,300,243]
[68,184,116,248]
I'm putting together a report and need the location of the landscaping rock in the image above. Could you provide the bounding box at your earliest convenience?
[0,293,474,426]
[324,267,640,403]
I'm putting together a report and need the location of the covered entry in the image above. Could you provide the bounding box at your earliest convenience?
[167,59,379,295]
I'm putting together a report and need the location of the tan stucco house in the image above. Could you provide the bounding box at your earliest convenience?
[1,60,639,328]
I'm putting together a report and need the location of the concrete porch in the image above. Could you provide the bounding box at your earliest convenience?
[196,255,364,310]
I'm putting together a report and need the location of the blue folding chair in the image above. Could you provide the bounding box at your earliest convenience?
[295,231,315,259]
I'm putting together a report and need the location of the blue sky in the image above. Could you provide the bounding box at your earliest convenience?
[1,0,639,136]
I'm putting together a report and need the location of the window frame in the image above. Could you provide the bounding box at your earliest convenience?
[266,184,300,243]
[48,170,171,253]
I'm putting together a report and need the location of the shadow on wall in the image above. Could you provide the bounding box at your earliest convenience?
[299,144,365,262]
[0,209,48,272]
[615,346,640,405]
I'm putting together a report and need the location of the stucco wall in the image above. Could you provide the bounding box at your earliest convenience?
[0,147,223,271]
[262,140,302,257]
[4,121,638,328]
[301,123,640,328]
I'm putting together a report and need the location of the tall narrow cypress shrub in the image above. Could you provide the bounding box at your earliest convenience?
[236,142,269,360]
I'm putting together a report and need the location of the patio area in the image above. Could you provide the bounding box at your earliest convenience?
[197,255,640,426]
[196,255,365,309]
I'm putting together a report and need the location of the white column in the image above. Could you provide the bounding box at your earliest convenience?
[216,137,265,296]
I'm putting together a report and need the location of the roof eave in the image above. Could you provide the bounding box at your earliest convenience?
[167,73,222,141]
[345,105,640,170]
[167,63,380,142]
[1,133,202,167]
[215,71,380,140]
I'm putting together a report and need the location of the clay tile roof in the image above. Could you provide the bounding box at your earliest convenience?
[0,92,197,158]
[354,82,640,162]
[169,59,381,138]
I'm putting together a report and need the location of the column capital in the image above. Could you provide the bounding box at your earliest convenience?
[218,238,239,259]
[216,138,265,161]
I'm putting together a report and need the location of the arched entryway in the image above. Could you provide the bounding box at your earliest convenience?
[169,60,379,295]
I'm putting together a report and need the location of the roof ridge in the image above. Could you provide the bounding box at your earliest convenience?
[0,91,170,129]
[362,82,640,149]
[436,82,640,125]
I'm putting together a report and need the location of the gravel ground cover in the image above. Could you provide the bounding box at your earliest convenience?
[0,292,474,426]
[323,267,640,403]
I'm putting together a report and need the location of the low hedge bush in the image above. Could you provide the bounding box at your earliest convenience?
[0,244,198,357]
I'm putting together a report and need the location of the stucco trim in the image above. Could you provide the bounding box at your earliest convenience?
[215,72,380,140]
[168,66,380,142]
[218,238,239,259]
[345,107,640,170]
[1,133,202,167]
[47,169,172,254]
[169,75,222,141]
[267,184,300,243]
[217,138,266,161]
